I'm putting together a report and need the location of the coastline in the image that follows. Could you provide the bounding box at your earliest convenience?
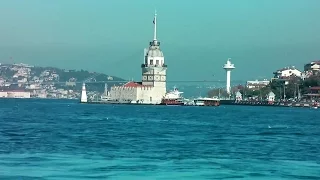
[1,97,318,109]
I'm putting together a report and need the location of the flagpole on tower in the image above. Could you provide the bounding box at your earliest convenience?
[153,9,157,41]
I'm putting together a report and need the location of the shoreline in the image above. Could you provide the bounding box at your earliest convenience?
[0,97,318,109]
[81,100,318,108]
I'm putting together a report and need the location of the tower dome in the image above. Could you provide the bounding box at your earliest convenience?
[147,45,164,57]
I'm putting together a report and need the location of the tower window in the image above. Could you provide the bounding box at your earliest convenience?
[150,60,153,65]
[156,60,159,65]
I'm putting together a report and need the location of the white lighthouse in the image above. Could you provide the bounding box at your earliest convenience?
[80,83,87,103]
[223,58,235,95]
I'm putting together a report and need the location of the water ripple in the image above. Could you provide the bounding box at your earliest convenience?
[0,99,320,179]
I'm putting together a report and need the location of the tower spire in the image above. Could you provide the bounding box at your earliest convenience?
[153,10,157,41]
[223,58,235,96]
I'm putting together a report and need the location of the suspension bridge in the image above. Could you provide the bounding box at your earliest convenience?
[7,80,246,85]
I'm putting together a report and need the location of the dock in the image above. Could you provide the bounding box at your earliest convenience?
[80,99,319,109]
[220,100,319,108]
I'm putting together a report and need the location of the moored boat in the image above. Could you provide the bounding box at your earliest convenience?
[160,87,185,106]
[194,96,220,106]
[311,102,319,109]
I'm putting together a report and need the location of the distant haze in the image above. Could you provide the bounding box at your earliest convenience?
[1,0,320,81]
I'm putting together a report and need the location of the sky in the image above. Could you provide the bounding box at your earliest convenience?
[1,0,320,81]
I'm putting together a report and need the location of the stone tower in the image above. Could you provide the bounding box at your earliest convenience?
[141,11,167,93]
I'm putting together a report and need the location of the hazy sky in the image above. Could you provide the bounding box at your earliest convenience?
[1,0,320,81]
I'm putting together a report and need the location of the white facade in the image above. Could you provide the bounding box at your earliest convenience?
[246,80,270,89]
[308,64,320,71]
[304,61,320,76]
[267,91,275,102]
[110,84,139,102]
[110,11,167,104]
[80,83,87,103]
[0,92,7,97]
[235,91,242,101]
[0,91,31,98]
[110,83,165,104]
[223,58,235,94]
[273,67,301,78]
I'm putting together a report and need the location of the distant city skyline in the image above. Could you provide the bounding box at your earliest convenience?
[1,0,320,81]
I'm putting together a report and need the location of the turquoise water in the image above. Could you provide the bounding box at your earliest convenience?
[0,99,319,179]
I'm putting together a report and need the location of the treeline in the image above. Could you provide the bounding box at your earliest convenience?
[208,74,320,99]
[30,67,124,82]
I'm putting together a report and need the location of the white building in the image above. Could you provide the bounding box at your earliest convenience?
[246,79,270,89]
[0,91,31,98]
[267,91,275,102]
[18,77,28,83]
[304,60,320,76]
[0,91,7,97]
[110,11,167,104]
[273,66,301,79]
[235,91,242,101]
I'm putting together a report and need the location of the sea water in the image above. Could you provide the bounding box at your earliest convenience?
[0,99,319,179]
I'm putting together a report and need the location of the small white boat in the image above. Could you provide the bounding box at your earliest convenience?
[311,102,319,109]
[194,96,220,106]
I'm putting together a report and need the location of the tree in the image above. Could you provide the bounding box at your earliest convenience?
[207,88,228,97]
[207,74,320,100]
[302,74,320,94]
[268,76,303,99]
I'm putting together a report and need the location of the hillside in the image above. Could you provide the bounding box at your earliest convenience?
[29,66,124,83]
[0,63,125,98]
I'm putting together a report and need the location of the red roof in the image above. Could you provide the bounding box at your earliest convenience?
[124,82,141,87]
[121,81,155,88]
[123,81,143,87]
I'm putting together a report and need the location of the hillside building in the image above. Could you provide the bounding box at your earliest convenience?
[304,60,320,76]
[273,66,302,79]
[0,90,30,98]
[246,79,270,90]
